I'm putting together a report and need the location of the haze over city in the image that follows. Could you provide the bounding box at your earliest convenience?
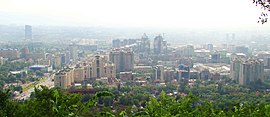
[2,0,270,116]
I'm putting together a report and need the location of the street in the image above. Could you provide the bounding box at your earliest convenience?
[15,74,54,100]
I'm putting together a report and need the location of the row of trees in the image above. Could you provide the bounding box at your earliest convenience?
[71,79,270,116]
[2,85,270,116]
[0,86,113,117]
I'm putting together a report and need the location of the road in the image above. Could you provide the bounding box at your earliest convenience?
[15,74,54,100]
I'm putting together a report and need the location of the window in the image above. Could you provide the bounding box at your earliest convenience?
[97,68,100,78]
[96,60,100,67]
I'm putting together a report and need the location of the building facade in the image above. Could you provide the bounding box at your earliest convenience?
[0,49,20,60]
[154,65,164,82]
[109,48,134,73]
[54,55,116,89]
[25,25,32,40]
[231,58,264,85]
[153,35,164,54]
[138,33,150,54]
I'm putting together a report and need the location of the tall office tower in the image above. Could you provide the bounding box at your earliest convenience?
[154,65,164,82]
[140,33,150,54]
[65,51,71,64]
[69,45,78,62]
[25,25,32,40]
[231,58,264,85]
[109,48,134,73]
[239,59,264,85]
[52,54,62,70]
[207,44,214,51]
[60,53,66,66]
[230,59,241,83]
[186,45,194,57]
[211,53,221,63]
[162,40,168,53]
[154,35,164,54]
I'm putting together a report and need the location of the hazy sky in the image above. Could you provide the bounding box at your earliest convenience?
[0,0,267,28]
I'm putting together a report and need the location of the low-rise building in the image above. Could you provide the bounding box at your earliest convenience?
[30,65,52,72]
[0,49,20,60]
[119,71,134,81]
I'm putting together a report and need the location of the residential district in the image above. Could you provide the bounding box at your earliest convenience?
[0,25,269,100]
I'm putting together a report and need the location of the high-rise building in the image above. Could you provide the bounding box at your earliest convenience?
[52,54,62,69]
[69,45,78,62]
[154,35,164,54]
[255,52,270,69]
[211,53,221,63]
[139,33,150,54]
[177,64,190,80]
[77,55,115,82]
[65,51,71,65]
[186,45,194,57]
[109,48,134,73]
[207,44,213,51]
[231,58,264,85]
[60,53,66,66]
[73,66,84,83]
[54,55,116,88]
[239,59,264,85]
[154,65,164,82]
[230,59,241,82]
[164,68,175,83]
[54,67,74,89]
[92,55,105,78]
[25,25,32,40]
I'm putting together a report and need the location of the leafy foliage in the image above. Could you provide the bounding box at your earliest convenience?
[135,91,270,117]
[0,86,114,117]
[2,82,270,116]
[0,61,30,85]
[253,0,270,24]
